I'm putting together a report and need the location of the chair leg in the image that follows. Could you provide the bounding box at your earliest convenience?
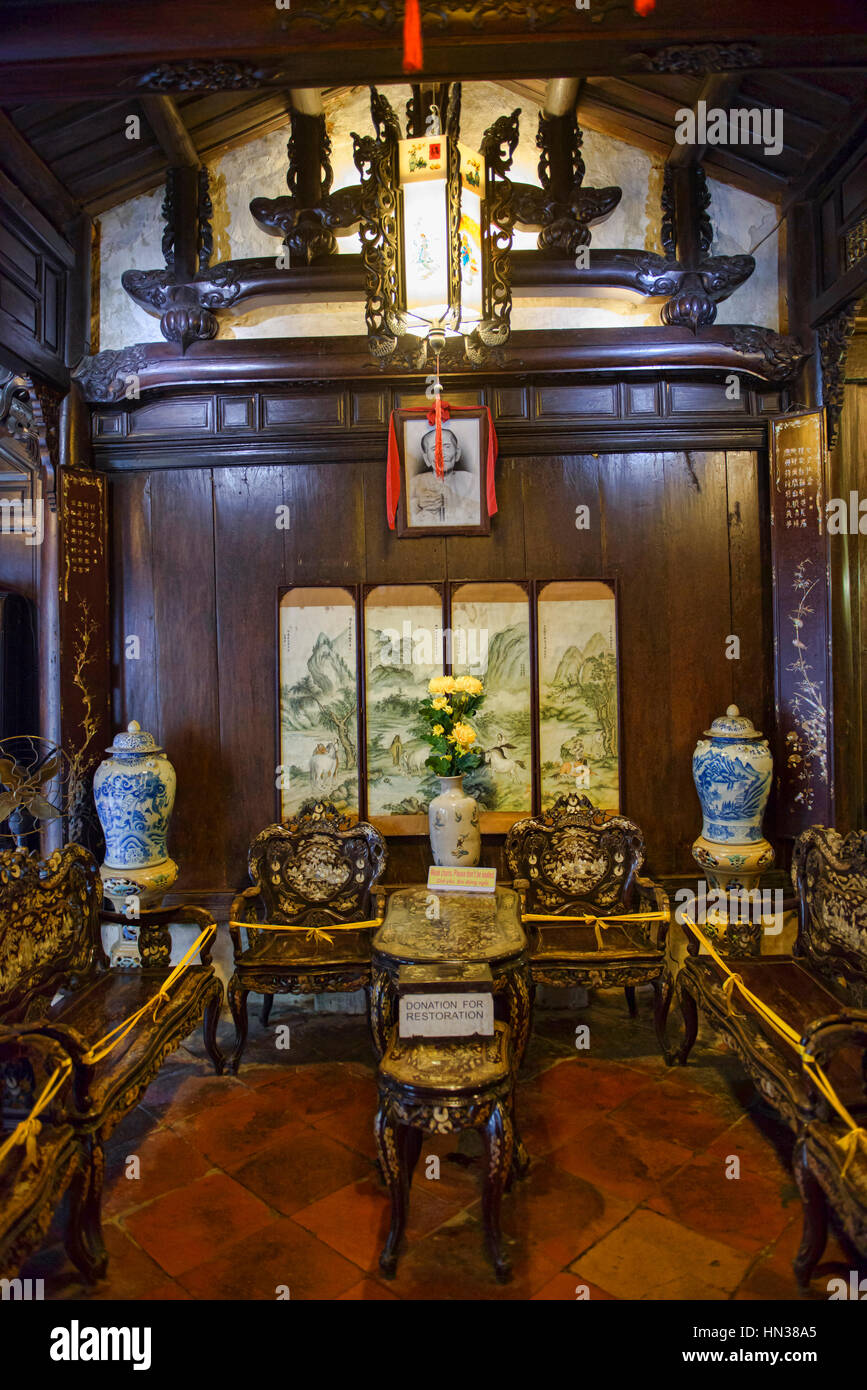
[65,1145,106,1284]
[793,1135,827,1287]
[625,985,637,1017]
[481,1100,513,1283]
[375,1103,408,1278]
[654,971,677,1065]
[227,975,249,1075]
[405,1127,423,1188]
[261,993,274,1028]
[506,1090,530,1191]
[672,977,699,1066]
[203,981,225,1075]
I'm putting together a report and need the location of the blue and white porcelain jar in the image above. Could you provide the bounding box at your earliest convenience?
[93,720,178,910]
[692,704,774,891]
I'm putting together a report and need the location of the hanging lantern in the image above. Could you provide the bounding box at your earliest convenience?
[353,87,519,364]
[397,120,485,343]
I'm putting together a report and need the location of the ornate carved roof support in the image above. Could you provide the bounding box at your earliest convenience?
[250,95,365,266]
[121,163,227,352]
[508,107,621,257]
[818,299,859,448]
[658,162,754,331]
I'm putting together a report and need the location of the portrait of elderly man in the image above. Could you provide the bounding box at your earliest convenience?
[407,425,481,527]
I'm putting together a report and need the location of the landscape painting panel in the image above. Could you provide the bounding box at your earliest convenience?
[451,582,532,815]
[279,588,359,820]
[538,581,620,812]
[365,585,443,821]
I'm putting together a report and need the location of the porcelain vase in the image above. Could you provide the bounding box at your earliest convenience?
[93,720,178,912]
[692,704,774,892]
[428,775,481,867]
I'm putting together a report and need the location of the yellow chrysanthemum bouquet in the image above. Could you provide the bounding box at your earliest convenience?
[420,674,485,777]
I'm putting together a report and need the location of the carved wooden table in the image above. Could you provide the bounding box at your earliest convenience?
[370,886,533,1070]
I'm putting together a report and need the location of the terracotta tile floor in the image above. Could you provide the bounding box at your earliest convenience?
[21,988,867,1301]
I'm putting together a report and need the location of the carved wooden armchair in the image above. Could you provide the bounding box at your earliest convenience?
[0,842,224,1281]
[505,792,669,1014]
[661,826,867,1285]
[228,801,387,1073]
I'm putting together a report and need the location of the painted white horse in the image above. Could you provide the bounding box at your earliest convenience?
[309,741,338,791]
[485,740,526,782]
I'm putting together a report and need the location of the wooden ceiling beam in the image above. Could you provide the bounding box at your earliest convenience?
[139,95,198,167]
[667,75,744,167]
[781,99,867,212]
[0,109,79,228]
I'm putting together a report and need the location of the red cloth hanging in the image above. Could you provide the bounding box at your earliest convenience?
[633,0,655,13]
[433,390,444,478]
[387,402,498,529]
[403,0,423,73]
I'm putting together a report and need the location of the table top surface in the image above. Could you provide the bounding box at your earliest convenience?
[372,885,527,964]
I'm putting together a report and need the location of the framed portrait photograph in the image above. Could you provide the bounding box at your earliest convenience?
[394,406,491,538]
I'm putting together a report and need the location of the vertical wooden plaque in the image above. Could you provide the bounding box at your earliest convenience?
[769,410,834,836]
[58,467,111,843]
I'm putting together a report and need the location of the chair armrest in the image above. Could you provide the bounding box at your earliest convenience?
[797,1010,867,1120]
[0,1020,96,1114]
[800,1011,867,1069]
[229,886,262,955]
[512,877,530,917]
[636,876,670,947]
[102,903,219,969]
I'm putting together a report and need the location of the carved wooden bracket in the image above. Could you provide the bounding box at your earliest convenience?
[250,107,365,265]
[121,165,228,352]
[818,299,860,448]
[509,109,622,257]
[656,162,755,331]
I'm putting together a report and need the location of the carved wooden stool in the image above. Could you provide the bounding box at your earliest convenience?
[375,1022,521,1283]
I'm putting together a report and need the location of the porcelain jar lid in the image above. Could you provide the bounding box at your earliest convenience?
[703,704,763,741]
[105,720,164,757]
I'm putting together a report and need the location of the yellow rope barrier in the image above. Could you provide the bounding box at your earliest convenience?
[229,917,383,949]
[522,909,668,951]
[82,920,216,1066]
[682,914,867,1175]
[0,1056,72,1172]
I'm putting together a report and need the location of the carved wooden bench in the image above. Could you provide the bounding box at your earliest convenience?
[659,826,867,1285]
[0,842,224,1281]
[506,793,669,1015]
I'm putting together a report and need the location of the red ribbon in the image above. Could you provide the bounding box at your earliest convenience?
[387,402,498,529]
[434,390,444,478]
[403,0,423,73]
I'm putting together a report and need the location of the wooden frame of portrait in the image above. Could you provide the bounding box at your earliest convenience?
[393,405,491,538]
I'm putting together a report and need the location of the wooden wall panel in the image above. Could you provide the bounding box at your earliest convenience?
[214,465,286,887]
[522,456,602,580]
[110,445,772,895]
[726,449,774,748]
[149,469,225,890]
[663,451,734,870]
[110,473,158,737]
[600,452,673,869]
